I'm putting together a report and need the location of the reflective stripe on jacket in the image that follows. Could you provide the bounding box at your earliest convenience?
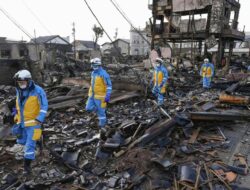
[15,82,48,127]
[88,67,112,100]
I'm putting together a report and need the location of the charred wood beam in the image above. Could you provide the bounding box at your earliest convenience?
[48,94,86,104]
[49,99,82,110]
[112,82,144,92]
[131,118,177,147]
[109,91,140,104]
[62,78,90,87]
[188,111,250,121]
[225,82,240,93]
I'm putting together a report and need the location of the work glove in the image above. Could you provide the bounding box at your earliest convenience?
[105,94,111,103]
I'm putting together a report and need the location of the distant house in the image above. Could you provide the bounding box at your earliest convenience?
[101,42,112,55]
[0,37,28,59]
[113,39,130,56]
[0,37,28,85]
[72,40,100,60]
[27,35,72,66]
[101,39,130,56]
[33,35,70,44]
[0,35,72,84]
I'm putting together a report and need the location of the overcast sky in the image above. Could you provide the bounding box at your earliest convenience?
[0,0,249,44]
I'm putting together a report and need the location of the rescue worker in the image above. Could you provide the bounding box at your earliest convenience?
[12,69,48,174]
[200,58,215,88]
[152,58,169,106]
[85,58,112,139]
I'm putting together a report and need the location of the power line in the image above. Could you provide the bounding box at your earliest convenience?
[82,0,126,63]
[22,0,52,35]
[0,5,34,40]
[82,0,114,43]
[109,0,151,46]
[82,0,149,89]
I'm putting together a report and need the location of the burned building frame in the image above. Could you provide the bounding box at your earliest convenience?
[149,0,245,65]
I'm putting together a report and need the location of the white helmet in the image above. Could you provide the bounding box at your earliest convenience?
[204,58,209,63]
[90,58,102,66]
[13,70,32,81]
[155,57,164,64]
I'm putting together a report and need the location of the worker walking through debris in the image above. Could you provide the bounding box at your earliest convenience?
[12,69,48,174]
[85,58,112,139]
[151,58,169,106]
[200,58,215,88]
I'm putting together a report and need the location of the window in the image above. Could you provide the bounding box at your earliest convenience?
[39,52,42,60]
[19,50,25,57]
[1,50,11,58]
[135,49,139,55]
[224,8,230,18]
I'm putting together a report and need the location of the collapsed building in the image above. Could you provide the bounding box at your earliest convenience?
[0,35,87,86]
[149,0,245,66]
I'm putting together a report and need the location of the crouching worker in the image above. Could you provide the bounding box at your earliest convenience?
[85,58,112,140]
[12,69,48,174]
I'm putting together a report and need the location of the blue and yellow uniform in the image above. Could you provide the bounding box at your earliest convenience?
[13,81,48,160]
[152,64,168,105]
[86,67,112,128]
[200,62,214,88]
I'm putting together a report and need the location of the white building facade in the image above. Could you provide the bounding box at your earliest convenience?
[130,27,150,56]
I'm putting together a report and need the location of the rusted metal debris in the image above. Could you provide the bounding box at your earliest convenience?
[219,93,250,105]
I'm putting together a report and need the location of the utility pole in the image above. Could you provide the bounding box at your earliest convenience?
[34,29,38,59]
[114,28,118,40]
[72,22,76,60]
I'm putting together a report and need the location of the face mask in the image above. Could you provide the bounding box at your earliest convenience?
[156,63,160,67]
[19,84,27,89]
[17,81,28,89]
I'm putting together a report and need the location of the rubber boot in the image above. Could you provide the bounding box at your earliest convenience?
[23,158,32,175]
[99,128,107,141]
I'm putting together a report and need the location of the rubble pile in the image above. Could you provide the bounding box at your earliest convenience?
[1,64,250,190]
